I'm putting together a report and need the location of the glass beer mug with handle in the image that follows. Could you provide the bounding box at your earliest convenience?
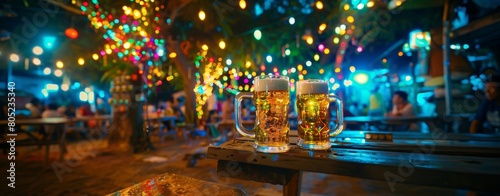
[296,79,344,150]
[235,75,291,153]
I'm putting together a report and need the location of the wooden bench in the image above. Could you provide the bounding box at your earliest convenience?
[107,173,246,196]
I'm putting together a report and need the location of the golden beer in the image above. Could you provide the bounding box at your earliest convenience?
[254,90,290,148]
[296,80,343,150]
[235,75,291,153]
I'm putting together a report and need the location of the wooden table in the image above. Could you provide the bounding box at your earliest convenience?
[214,120,255,140]
[108,173,246,196]
[0,118,70,166]
[144,115,178,141]
[344,115,441,131]
[207,131,500,195]
[344,114,473,132]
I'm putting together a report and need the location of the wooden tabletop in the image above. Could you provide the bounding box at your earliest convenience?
[107,173,246,196]
[0,118,69,125]
[71,115,113,121]
[144,115,177,121]
[0,116,115,126]
[344,114,474,124]
[207,134,500,192]
[344,115,440,124]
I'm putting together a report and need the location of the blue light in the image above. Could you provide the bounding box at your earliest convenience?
[41,89,48,97]
[99,91,105,98]
[73,82,81,89]
[43,36,56,49]
[463,44,469,49]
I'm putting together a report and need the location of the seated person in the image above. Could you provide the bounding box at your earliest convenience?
[41,103,63,139]
[470,74,500,133]
[386,91,418,131]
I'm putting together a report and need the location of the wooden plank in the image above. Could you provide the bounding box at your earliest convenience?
[0,118,69,125]
[336,131,500,141]
[217,160,297,185]
[207,140,500,192]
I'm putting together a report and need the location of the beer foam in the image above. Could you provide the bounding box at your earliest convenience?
[254,78,289,92]
[297,81,328,95]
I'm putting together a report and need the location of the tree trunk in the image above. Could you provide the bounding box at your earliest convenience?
[167,37,197,125]
[107,73,152,153]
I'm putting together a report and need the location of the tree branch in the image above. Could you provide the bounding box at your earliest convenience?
[44,0,82,15]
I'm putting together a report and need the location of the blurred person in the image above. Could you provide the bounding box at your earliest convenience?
[77,103,94,117]
[361,104,369,116]
[173,97,186,123]
[23,98,43,133]
[0,99,8,120]
[164,100,174,116]
[221,95,234,122]
[96,98,110,115]
[26,97,42,118]
[368,87,386,116]
[348,102,363,116]
[207,94,218,123]
[41,103,63,140]
[471,74,500,133]
[42,103,62,118]
[64,104,77,118]
[386,91,417,131]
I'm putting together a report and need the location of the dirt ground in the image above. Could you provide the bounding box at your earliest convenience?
[0,135,467,196]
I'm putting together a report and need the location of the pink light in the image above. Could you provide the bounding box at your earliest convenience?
[100,50,105,55]
[244,79,249,84]
[357,46,363,52]
[133,21,138,26]
[318,44,325,52]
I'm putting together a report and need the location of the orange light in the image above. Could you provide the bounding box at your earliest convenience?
[65,28,79,39]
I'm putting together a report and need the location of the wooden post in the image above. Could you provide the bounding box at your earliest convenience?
[443,0,453,116]
[283,170,302,196]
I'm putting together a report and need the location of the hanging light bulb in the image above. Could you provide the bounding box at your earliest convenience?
[239,0,246,9]
[198,10,206,21]
[219,40,226,49]
[254,30,262,40]
[78,58,85,65]
[316,1,324,9]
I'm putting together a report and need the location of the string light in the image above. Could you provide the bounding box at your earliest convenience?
[56,61,64,68]
[316,1,324,10]
[78,58,85,65]
[239,0,246,9]
[219,40,226,49]
[198,10,206,21]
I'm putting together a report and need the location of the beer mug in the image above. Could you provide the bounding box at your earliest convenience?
[296,79,344,150]
[235,75,290,153]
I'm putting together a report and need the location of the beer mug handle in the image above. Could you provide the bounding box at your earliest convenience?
[235,92,255,138]
[329,94,344,137]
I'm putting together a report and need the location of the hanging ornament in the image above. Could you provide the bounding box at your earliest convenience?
[65,28,79,39]
[180,41,192,56]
